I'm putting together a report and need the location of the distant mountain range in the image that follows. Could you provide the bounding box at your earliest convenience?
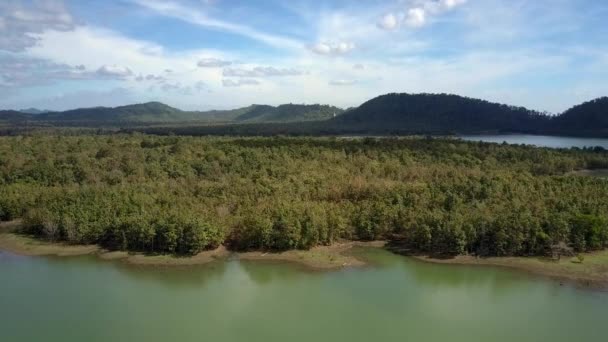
[0,102,343,126]
[19,108,51,114]
[1,94,607,137]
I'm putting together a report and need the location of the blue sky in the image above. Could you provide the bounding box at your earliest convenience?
[1,0,607,112]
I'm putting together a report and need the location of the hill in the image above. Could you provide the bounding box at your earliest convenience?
[0,102,344,126]
[550,97,608,136]
[36,102,186,123]
[235,104,344,123]
[19,108,50,114]
[2,93,608,137]
[329,93,548,134]
[0,110,31,122]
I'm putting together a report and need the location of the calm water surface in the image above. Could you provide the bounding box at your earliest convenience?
[461,134,608,149]
[1,248,607,342]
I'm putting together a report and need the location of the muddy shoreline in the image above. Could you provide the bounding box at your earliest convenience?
[2,220,607,288]
[0,226,383,269]
[413,254,608,290]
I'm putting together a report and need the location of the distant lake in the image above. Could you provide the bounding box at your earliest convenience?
[460,134,608,149]
[2,248,608,342]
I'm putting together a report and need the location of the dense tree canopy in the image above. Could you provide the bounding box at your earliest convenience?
[550,97,608,136]
[1,134,607,257]
[331,93,549,134]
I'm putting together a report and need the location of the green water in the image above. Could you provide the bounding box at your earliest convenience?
[1,248,607,342]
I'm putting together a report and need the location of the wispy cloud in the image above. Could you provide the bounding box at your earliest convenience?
[329,79,357,86]
[96,65,133,78]
[222,79,260,87]
[223,66,304,78]
[309,41,355,55]
[131,0,303,51]
[197,58,232,67]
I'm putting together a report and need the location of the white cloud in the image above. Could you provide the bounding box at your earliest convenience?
[381,0,467,30]
[329,79,357,86]
[0,55,125,87]
[132,0,303,51]
[0,0,75,52]
[309,41,355,55]
[404,8,427,28]
[197,58,231,67]
[223,66,304,77]
[2,0,603,115]
[441,0,468,10]
[96,65,133,78]
[222,79,260,87]
[377,13,399,30]
[135,73,166,82]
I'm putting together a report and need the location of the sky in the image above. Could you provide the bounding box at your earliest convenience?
[0,0,607,112]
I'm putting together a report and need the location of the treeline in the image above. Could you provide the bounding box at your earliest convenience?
[1,135,608,256]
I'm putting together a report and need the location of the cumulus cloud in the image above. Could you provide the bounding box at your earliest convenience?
[329,79,357,86]
[309,42,355,55]
[0,55,98,87]
[0,0,75,52]
[441,0,468,10]
[223,66,303,77]
[405,8,427,28]
[96,65,133,78]
[0,55,138,94]
[379,0,467,30]
[135,73,166,82]
[154,80,208,95]
[197,58,232,67]
[353,64,365,70]
[222,79,260,87]
[377,13,399,30]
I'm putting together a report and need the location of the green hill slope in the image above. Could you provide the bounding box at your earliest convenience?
[330,93,548,134]
[550,97,608,136]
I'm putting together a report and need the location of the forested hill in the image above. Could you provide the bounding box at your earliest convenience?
[197,104,344,123]
[329,93,549,134]
[234,104,344,122]
[35,102,186,123]
[549,97,608,136]
[0,102,344,125]
[2,93,607,137]
[0,110,30,122]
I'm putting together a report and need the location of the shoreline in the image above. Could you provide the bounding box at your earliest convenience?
[2,222,607,289]
[413,254,608,290]
[0,228,383,269]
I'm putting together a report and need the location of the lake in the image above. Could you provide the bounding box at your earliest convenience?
[460,134,608,149]
[1,248,607,342]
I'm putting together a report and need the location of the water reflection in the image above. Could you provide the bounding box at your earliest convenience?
[2,248,608,342]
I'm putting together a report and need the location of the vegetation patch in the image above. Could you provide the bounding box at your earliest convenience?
[1,135,608,261]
